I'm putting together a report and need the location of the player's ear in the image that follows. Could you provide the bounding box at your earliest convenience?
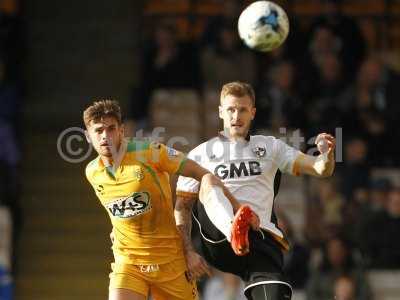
[84,130,91,143]
[219,106,223,119]
[119,123,125,136]
[251,107,256,120]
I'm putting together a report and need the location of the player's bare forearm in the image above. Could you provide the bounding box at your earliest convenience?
[175,195,212,279]
[179,159,210,182]
[174,195,196,253]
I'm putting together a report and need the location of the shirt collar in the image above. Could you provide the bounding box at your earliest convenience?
[218,131,251,142]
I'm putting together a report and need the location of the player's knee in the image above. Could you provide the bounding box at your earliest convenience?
[201,173,220,187]
[244,281,292,300]
[199,173,220,201]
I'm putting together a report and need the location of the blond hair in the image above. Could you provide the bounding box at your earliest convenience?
[220,81,255,106]
[83,99,122,127]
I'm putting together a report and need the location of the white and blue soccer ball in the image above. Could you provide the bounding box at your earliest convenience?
[238,1,289,52]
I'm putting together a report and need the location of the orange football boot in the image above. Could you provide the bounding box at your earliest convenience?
[230,205,257,256]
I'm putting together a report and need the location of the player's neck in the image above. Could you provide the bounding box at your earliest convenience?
[222,129,249,143]
[101,155,113,166]
[230,136,247,143]
[100,139,126,168]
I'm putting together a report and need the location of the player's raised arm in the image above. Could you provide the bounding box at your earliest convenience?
[293,133,336,178]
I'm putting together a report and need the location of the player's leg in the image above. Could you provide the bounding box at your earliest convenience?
[109,288,146,300]
[150,274,198,300]
[198,175,234,239]
[242,232,291,300]
[148,258,199,300]
[109,263,149,300]
[199,174,258,255]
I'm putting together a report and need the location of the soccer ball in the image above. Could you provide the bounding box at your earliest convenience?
[238,1,289,52]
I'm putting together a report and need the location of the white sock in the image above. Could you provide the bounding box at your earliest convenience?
[200,185,234,241]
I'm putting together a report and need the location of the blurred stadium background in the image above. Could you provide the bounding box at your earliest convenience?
[0,0,400,299]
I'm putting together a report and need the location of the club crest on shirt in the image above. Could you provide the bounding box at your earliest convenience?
[132,165,144,181]
[252,146,266,158]
[106,191,151,218]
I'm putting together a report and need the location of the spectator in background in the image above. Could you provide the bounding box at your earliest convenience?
[344,178,392,248]
[300,24,342,98]
[251,0,308,72]
[272,2,308,65]
[303,52,347,135]
[0,61,21,183]
[254,60,304,132]
[316,180,344,227]
[0,59,20,116]
[306,179,344,246]
[342,56,400,166]
[337,137,370,202]
[277,211,310,289]
[0,264,13,300]
[369,178,392,211]
[306,236,371,300]
[201,0,241,48]
[0,10,24,82]
[0,59,21,274]
[128,21,200,132]
[359,187,400,269]
[201,22,255,90]
[334,275,357,300]
[308,0,366,80]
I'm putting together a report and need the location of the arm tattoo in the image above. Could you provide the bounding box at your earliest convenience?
[175,196,197,252]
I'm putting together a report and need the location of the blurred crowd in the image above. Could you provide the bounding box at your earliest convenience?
[0,2,23,214]
[131,0,400,299]
[0,1,23,298]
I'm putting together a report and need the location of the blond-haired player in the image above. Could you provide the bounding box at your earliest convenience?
[175,81,336,300]
[83,100,253,300]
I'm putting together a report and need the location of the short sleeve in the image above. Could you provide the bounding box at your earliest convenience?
[150,142,187,175]
[176,175,200,198]
[273,138,301,175]
[176,150,200,198]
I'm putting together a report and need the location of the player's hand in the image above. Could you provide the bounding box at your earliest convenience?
[184,250,212,280]
[315,133,335,154]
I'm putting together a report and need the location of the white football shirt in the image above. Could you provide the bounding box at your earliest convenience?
[176,133,301,241]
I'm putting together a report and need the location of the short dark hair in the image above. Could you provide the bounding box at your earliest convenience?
[220,81,255,106]
[83,99,122,127]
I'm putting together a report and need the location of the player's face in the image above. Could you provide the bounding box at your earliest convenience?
[86,116,124,157]
[219,94,256,139]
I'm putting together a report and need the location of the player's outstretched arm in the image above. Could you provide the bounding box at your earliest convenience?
[294,133,336,178]
[175,195,211,280]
